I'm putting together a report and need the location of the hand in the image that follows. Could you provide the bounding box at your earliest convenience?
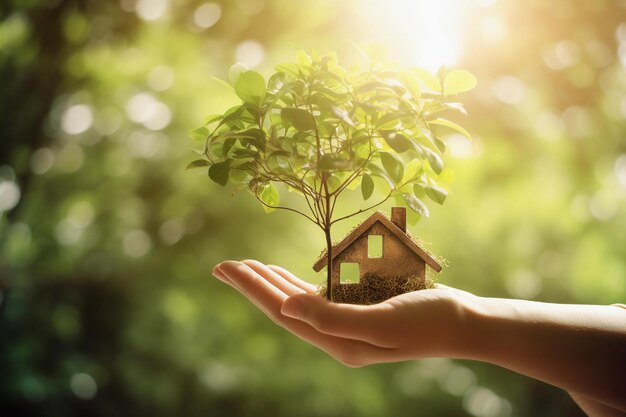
[212,259,474,367]
[213,260,626,417]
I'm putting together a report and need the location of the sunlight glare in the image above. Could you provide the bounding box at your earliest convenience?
[375,0,465,71]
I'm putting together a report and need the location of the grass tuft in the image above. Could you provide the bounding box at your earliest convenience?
[316,273,436,305]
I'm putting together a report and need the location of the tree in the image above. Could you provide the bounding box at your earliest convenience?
[189,50,475,300]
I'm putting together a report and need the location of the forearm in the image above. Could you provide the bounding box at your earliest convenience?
[457,296,626,411]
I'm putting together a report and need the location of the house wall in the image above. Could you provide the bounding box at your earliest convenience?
[331,221,426,284]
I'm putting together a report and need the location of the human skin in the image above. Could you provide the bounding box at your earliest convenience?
[212,259,626,417]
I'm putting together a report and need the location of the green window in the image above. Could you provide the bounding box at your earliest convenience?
[368,235,383,258]
[340,262,360,283]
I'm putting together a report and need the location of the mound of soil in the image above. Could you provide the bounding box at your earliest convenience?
[317,273,435,305]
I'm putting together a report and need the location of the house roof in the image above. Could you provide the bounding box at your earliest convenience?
[312,210,443,273]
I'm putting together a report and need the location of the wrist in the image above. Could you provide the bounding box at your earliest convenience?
[446,291,496,361]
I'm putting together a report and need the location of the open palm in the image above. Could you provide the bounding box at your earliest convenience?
[212,260,471,367]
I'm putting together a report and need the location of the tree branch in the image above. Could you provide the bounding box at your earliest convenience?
[253,193,321,226]
[328,170,422,226]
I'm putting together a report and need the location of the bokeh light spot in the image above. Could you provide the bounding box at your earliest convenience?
[479,15,506,44]
[463,386,509,417]
[56,144,85,173]
[55,218,83,246]
[615,154,626,189]
[507,269,542,299]
[126,92,171,130]
[562,106,594,139]
[69,201,96,228]
[535,112,564,141]
[127,130,170,160]
[235,40,265,68]
[440,366,476,396]
[159,218,185,245]
[543,40,582,70]
[237,0,266,15]
[148,65,175,91]
[0,165,16,181]
[95,107,123,136]
[144,102,171,130]
[135,0,168,21]
[193,3,222,29]
[123,229,152,257]
[70,373,97,400]
[61,104,94,135]
[589,190,618,221]
[200,362,238,392]
[491,76,526,104]
[447,133,483,159]
[0,180,21,211]
[126,92,158,123]
[30,147,56,174]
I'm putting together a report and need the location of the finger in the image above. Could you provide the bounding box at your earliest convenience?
[217,261,287,313]
[217,261,394,366]
[241,260,307,296]
[267,264,318,294]
[281,293,395,348]
[212,263,237,288]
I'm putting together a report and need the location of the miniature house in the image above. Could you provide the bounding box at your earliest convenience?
[313,207,442,288]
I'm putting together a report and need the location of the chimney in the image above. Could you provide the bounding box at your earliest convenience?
[391,207,406,233]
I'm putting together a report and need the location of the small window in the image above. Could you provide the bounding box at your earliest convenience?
[340,263,360,283]
[368,235,383,258]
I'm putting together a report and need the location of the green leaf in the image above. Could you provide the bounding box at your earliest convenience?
[361,174,374,200]
[412,67,441,92]
[331,106,355,127]
[209,77,234,97]
[426,185,448,204]
[222,137,236,156]
[434,136,446,153]
[428,118,472,140]
[402,159,423,182]
[375,112,403,130]
[423,148,444,174]
[413,184,426,198]
[443,70,477,94]
[443,102,468,115]
[380,131,412,153]
[228,63,248,84]
[366,163,394,188]
[319,153,351,170]
[268,151,291,172]
[185,159,210,170]
[235,71,266,106]
[296,50,312,66]
[259,183,280,213]
[380,152,404,184]
[399,70,421,101]
[229,168,252,185]
[403,193,430,217]
[190,126,209,142]
[231,149,259,161]
[281,108,316,131]
[202,114,224,125]
[208,160,231,186]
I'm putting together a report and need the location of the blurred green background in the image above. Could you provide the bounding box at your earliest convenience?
[1,0,625,416]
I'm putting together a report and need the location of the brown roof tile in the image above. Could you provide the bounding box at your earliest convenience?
[312,210,443,273]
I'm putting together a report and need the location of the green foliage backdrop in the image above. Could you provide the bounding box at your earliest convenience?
[1,1,625,416]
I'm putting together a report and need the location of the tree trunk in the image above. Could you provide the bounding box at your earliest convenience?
[324,226,333,301]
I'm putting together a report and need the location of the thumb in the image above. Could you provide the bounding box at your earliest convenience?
[281,293,386,342]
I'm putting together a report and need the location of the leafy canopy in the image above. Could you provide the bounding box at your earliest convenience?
[189,50,475,228]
